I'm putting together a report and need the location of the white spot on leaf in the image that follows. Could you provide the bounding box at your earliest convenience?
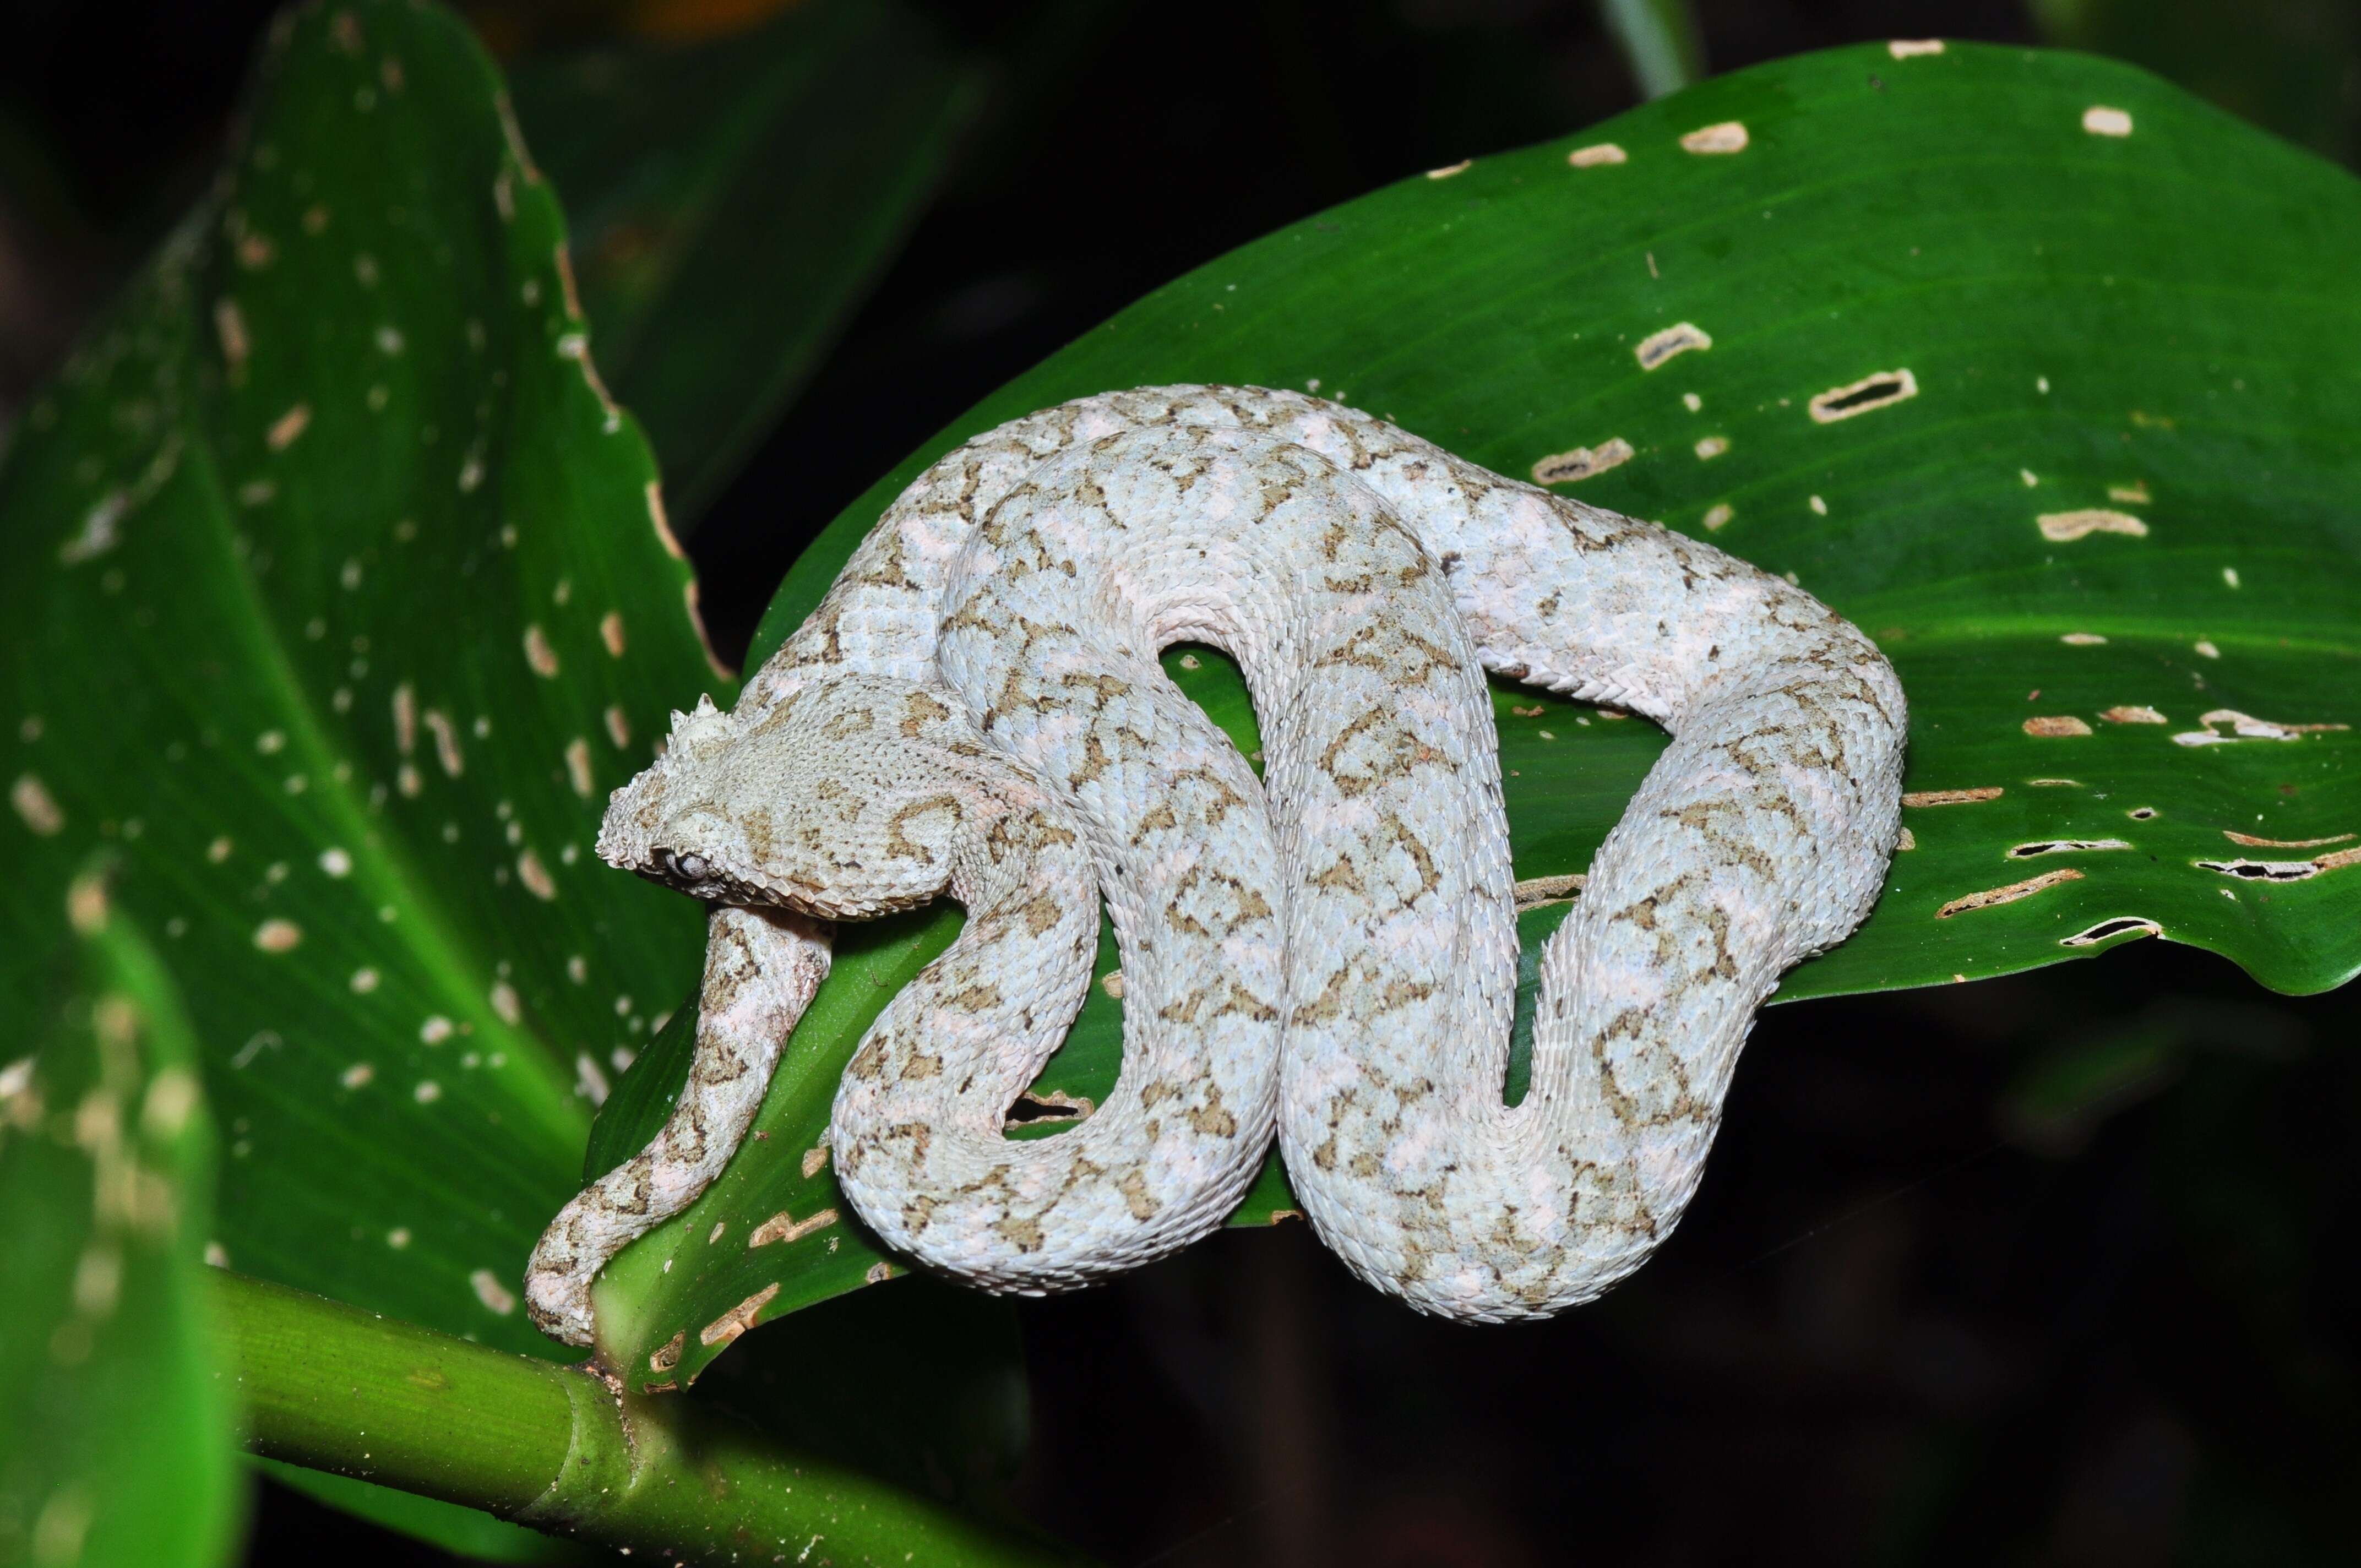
[214,300,249,373]
[2224,829,2354,848]
[748,1208,839,1248]
[1531,438,1634,485]
[2060,917,2160,948]
[1936,868,2083,918]
[2008,839,2130,858]
[2037,509,2147,542]
[1635,322,1712,370]
[10,774,63,835]
[2172,708,2347,747]
[1680,121,1749,154]
[470,1268,516,1315]
[1903,787,2003,807]
[1809,368,1918,423]
[423,710,462,776]
[266,405,311,451]
[565,739,594,798]
[699,1282,781,1347]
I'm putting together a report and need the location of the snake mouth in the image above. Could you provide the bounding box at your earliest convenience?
[634,844,764,906]
[637,846,935,923]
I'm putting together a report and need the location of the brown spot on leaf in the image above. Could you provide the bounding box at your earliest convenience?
[1531,438,1634,485]
[1809,369,1918,423]
[1903,787,2003,807]
[1936,868,2083,918]
[1635,322,1712,370]
[748,1208,837,1247]
[2060,917,2161,948]
[698,1282,780,1347]
[2037,509,2146,542]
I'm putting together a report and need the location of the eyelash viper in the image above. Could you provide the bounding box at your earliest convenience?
[525,386,1905,1342]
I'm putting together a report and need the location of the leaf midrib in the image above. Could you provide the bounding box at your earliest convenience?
[183,379,589,1154]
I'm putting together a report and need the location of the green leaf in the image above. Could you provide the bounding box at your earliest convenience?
[597,40,2361,1358]
[0,866,241,1568]
[757,40,2361,999]
[254,1460,587,1564]
[586,908,956,1387]
[0,0,723,1364]
[507,0,984,527]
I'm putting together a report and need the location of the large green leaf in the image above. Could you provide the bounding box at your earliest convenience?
[0,0,721,1362]
[592,40,2361,1367]
[0,867,240,1568]
[507,0,984,528]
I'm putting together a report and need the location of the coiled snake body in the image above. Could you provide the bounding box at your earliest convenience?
[526,386,1906,1342]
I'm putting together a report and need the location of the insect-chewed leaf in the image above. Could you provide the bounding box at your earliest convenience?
[597,42,2361,1360]
[0,0,722,1362]
[758,41,2361,1005]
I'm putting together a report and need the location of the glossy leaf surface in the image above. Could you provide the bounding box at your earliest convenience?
[594,40,2361,1364]
[0,0,723,1361]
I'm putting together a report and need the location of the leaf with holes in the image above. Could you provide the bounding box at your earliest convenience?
[586,39,2361,1366]
[0,868,241,1568]
[508,0,983,529]
[0,0,724,1366]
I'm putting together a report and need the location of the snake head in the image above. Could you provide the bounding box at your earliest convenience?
[594,694,761,901]
[596,676,984,918]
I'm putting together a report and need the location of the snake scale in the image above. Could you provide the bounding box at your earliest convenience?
[525,385,1906,1342]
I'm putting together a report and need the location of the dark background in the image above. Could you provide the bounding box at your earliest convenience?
[3,2,2358,1564]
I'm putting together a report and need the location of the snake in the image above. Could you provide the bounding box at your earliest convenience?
[525,385,1906,1341]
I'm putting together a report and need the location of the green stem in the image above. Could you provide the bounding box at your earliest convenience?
[1594,0,1705,100]
[216,1272,1086,1567]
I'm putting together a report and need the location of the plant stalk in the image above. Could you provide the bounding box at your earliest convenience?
[1595,0,1705,100]
[216,1272,1084,1566]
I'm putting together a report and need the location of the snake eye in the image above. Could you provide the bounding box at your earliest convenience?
[674,852,709,880]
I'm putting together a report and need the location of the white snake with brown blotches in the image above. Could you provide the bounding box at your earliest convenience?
[525,386,1905,1341]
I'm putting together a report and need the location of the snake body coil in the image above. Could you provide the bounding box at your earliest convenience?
[526,386,1906,1341]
